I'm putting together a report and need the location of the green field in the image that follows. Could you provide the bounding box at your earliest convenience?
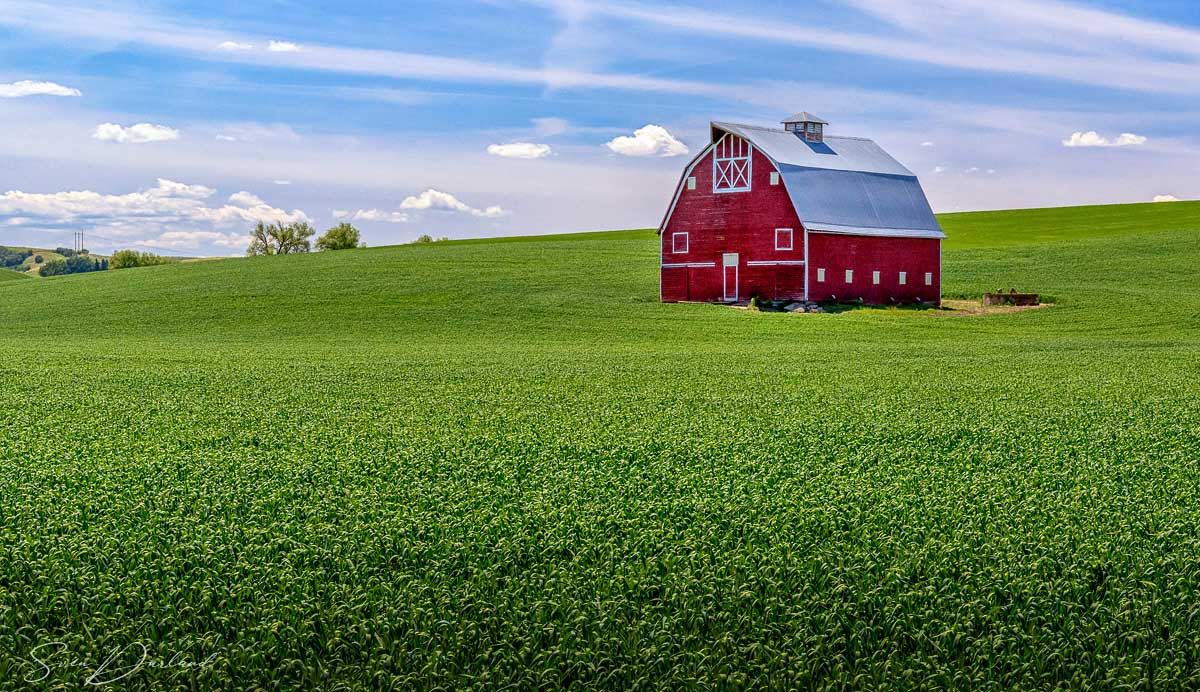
[0,269,31,283]
[1,202,1198,689]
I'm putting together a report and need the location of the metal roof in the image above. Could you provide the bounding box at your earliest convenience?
[782,111,828,125]
[711,121,944,239]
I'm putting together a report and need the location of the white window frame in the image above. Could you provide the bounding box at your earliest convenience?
[845,269,854,284]
[872,270,881,285]
[775,228,793,251]
[817,268,825,283]
[899,271,907,285]
[925,272,933,286]
[686,176,696,191]
[769,172,780,186]
[671,232,688,254]
[713,134,752,194]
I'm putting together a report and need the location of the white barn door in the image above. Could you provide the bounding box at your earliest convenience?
[723,253,738,302]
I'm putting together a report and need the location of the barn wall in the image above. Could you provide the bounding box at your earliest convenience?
[806,233,941,305]
[661,141,804,302]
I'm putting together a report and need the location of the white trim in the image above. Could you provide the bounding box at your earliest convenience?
[713,134,753,194]
[872,270,881,285]
[845,269,854,284]
[774,228,793,251]
[661,262,716,268]
[803,228,809,301]
[899,271,907,285]
[746,260,806,266]
[925,271,933,286]
[806,224,946,240]
[816,267,825,282]
[671,232,688,254]
[722,253,739,302]
[686,176,696,191]
[657,141,718,234]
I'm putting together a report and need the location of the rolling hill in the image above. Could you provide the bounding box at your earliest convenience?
[0,202,1198,689]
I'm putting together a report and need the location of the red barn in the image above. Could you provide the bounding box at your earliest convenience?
[659,113,944,305]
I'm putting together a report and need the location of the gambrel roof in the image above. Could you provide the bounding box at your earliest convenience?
[659,121,945,239]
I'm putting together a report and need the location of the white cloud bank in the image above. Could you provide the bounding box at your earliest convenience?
[268,40,300,52]
[605,125,689,157]
[1062,131,1147,148]
[0,80,81,97]
[487,142,553,159]
[0,179,308,251]
[341,189,509,224]
[93,122,180,144]
[1152,195,1180,202]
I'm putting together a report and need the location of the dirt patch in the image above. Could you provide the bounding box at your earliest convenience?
[939,299,1054,316]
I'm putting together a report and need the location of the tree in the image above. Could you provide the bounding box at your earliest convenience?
[246,221,314,256]
[316,223,362,251]
[33,255,43,264]
[110,249,171,269]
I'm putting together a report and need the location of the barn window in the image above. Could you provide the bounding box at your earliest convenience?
[687,176,696,191]
[672,232,688,254]
[899,271,907,285]
[769,172,780,186]
[775,228,793,251]
[713,134,752,193]
[817,268,825,282]
[845,269,853,283]
[872,271,881,285]
[924,272,933,285]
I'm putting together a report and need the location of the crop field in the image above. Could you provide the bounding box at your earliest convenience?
[1,202,1198,689]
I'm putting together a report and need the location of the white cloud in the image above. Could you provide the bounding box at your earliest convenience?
[0,179,307,239]
[966,166,980,173]
[933,166,948,174]
[1152,194,1180,203]
[0,80,81,98]
[920,141,935,147]
[605,125,688,157]
[217,40,253,51]
[138,230,251,250]
[487,142,553,159]
[268,40,300,52]
[213,123,300,143]
[93,122,180,144]
[273,180,292,185]
[215,134,237,142]
[347,209,410,223]
[399,188,508,218]
[532,117,570,137]
[1062,131,1148,148]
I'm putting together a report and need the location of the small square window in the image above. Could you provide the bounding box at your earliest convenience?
[775,228,793,251]
[686,176,696,191]
[769,172,780,186]
[817,268,825,282]
[845,269,854,284]
[672,232,688,254]
[899,272,907,285]
[872,271,881,285]
[924,272,933,286]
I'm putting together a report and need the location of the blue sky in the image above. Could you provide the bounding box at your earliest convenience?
[1,0,1197,256]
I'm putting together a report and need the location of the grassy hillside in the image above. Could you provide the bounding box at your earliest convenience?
[0,268,31,282]
[0,202,1198,689]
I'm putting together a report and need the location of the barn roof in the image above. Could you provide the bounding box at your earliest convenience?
[781,112,829,125]
[700,122,945,239]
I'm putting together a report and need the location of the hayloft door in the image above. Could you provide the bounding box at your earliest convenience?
[723,253,738,302]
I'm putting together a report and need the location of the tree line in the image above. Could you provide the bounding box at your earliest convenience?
[246,222,363,255]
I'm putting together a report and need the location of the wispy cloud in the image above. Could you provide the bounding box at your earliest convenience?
[1062,131,1147,148]
[487,142,553,159]
[267,40,300,53]
[217,40,253,51]
[0,80,81,97]
[92,122,180,144]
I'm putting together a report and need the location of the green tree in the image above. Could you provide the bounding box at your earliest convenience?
[110,250,171,269]
[316,223,362,251]
[246,222,314,256]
